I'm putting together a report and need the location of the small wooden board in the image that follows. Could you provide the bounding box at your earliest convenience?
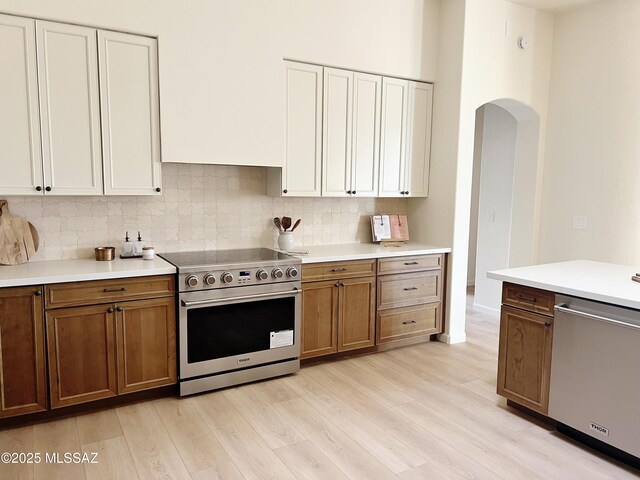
[0,200,40,265]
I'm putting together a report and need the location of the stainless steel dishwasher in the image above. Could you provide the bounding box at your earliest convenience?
[550,295,640,459]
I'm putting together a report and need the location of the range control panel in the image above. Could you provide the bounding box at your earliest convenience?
[179,265,300,292]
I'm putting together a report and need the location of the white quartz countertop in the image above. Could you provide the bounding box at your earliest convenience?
[488,260,640,310]
[0,257,176,288]
[284,243,451,264]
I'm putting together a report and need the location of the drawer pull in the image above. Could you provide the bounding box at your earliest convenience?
[516,293,537,303]
[404,262,419,265]
[403,287,418,291]
[103,287,126,293]
[331,268,347,272]
[402,320,417,325]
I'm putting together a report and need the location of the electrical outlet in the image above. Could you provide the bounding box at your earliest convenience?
[572,215,588,230]
[487,210,495,223]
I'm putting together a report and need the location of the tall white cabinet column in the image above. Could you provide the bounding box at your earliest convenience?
[36,21,103,195]
[0,14,43,195]
[98,31,162,195]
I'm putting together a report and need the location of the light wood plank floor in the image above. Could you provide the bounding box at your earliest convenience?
[1,293,638,480]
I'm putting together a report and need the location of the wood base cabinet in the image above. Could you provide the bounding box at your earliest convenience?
[45,275,176,409]
[376,254,443,345]
[46,305,118,408]
[497,283,554,415]
[117,298,176,394]
[301,260,375,359]
[0,286,47,418]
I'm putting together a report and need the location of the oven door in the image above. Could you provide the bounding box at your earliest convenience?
[179,282,301,379]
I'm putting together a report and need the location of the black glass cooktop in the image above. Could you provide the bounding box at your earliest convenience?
[159,248,295,269]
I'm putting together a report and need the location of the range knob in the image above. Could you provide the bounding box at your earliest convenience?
[286,267,299,278]
[185,275,199,287]
[256,269,269,281]
[271,268,284,279]
[203,274,216,286]
[221,272,234,284]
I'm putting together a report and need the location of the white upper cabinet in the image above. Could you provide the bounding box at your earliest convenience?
[322,68,353,197]
[280,61,323,197]
[350,72,381,197]
[379,77,409,197]
[379,78,433,197]
[98,31,162,195]
[0,15,43,195]
[405,81,433,197]
[36,21,103,195]
[322,69,381,198]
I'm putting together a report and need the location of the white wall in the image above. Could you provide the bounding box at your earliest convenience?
[410,0,554,343]
[474,104,517,310]
[539,0,640,266]
[0,0,440,167]
[467,107,484,286]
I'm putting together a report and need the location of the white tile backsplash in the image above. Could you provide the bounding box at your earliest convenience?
[1,164,407,261]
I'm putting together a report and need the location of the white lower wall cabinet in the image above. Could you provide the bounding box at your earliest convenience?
[270,62,431,198]
[0,13,162,197]
[0,14,43,195]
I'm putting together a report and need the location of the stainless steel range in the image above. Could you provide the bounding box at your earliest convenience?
[159,248,301,396]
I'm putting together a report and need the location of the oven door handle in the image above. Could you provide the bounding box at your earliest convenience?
[181,287,301,308]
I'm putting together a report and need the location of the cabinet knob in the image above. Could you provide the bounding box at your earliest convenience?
[406,191,409,195]
[45,186,52,192]
[155,187,161,193]
[107,307,114,313]
[116,306,124,312]
[35,186,42,192]
[352,190,356,195]
[34,290,42,297]
[347,190,352,194]
[283,189,288,194]
[544,321,551,328]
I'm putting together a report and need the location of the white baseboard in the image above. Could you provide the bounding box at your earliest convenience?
[471,303,500,316]
[437,332,467,344]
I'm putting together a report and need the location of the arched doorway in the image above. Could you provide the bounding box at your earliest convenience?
[467,99,540,312]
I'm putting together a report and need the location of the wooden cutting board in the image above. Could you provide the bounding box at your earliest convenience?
[0,200,40,265]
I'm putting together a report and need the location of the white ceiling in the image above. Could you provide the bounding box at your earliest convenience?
[508,0,598,12]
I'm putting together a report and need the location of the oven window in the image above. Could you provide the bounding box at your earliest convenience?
[187,297,295,363]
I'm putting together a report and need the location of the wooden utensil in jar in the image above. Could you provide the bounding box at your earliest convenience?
[282,216,292,231]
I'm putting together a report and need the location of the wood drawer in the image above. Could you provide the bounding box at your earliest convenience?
[302,259,376,282]
[502,283,555,317]
[377,270,441,310]
[45,275,175,309]
[377,302,441,344]
[378,254,442,275]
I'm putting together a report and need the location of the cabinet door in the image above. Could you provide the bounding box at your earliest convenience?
[0,286,47,418]
[497,306,553,415]
[378,77,408,197]
[98,31,162,195]
[36,21,103,195]
[322,68,353,197]
[351,72,381,197]
[46,304,117,408]
[0,15,44,196]
[284,62,323,196]
[116,298,176,394]
[405,81,433,197]
[338,277,375,352]
[301,280,339,359]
